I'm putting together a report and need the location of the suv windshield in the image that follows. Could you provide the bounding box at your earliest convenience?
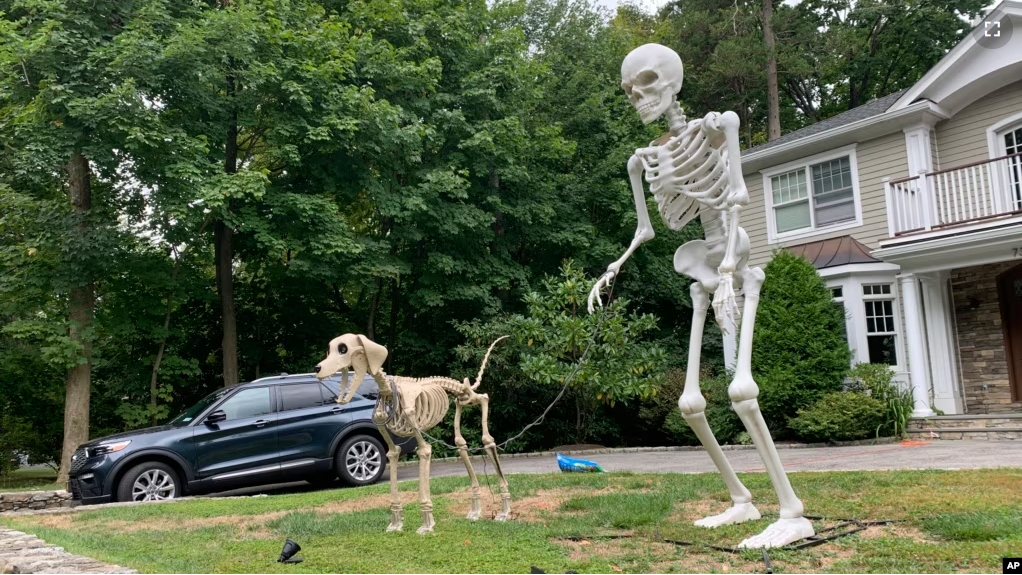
[169,387,233,426]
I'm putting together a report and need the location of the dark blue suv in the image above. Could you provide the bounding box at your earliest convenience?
[68,373,414,505]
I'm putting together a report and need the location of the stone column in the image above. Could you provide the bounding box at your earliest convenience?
[899,273,936,417]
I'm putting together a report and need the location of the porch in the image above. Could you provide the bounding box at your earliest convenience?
[883,152,1022,241]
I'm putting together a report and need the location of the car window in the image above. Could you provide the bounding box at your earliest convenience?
[218,387,273,420]
[320,383,338,403]
[279,383,328,411]
[320,375,378,400]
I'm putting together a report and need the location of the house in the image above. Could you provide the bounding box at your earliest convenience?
[729,1,1022,439]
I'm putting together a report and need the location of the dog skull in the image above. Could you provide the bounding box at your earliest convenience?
[621,43,684,125]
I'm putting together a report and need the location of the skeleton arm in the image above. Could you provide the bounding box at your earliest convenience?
[701,112,749,332]
[587,151,655,313]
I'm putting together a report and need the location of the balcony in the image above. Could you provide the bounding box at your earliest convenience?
[884,152,1022,240]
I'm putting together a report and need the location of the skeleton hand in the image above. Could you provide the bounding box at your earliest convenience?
[587,264,620,314]
[712,274,740,334]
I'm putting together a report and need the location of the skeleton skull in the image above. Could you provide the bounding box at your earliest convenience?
[621,43,684,125]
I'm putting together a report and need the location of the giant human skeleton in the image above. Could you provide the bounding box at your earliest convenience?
[587,44,815,549]
[315,334,511,534]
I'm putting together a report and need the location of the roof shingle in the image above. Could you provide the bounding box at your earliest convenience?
[742,89,910,156]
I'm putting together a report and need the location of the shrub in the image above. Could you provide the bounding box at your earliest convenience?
[642,368,744,446]
[848,362,915,438]
[788,392,885,443]
[752,250,853,436]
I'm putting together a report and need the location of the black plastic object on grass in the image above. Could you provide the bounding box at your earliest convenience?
[278,538,303,564]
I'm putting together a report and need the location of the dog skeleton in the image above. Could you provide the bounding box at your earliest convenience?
[315,334,510,534]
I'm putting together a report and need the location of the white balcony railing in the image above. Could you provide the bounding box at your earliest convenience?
[884,152,1022,236]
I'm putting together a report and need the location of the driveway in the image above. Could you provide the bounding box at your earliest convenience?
[206,440,1022,498]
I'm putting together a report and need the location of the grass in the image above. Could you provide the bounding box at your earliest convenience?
[2,469,1021,573]
[0,467,62,493]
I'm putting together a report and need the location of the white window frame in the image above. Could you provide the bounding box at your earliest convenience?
[819,265,907,377]
[986,111,1022,159]
[761,144,863,244]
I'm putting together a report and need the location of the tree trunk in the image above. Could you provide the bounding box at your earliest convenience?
[57,152,94,484]
[387,277,399,372]
[367,277,382,341]
[217,77,240,388]
[762,0,781,141]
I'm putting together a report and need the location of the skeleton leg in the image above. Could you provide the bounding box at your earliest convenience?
[728,265,814,549]
[412,429,435,534]
[453,402,482,520]
[675,248,760,527]
[375,420,404,532]
[479,393,512,521]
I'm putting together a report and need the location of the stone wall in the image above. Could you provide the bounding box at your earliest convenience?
[0,491,76,514]
[950,261,1022,414]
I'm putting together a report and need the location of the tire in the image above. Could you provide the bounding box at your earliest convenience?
[336,434,386,487]
[116,461,181,503]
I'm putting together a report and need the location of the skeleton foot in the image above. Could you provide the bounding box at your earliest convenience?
[386,506,403,532]
[737,517,814,549]
[417,510,436,535]
[694,502,761,527]
[466,493,482,521]
[494,494,512,522]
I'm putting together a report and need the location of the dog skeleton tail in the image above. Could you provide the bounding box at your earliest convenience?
[472,335,510,391]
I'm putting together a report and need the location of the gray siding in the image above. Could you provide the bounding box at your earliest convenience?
[934,79,1022,170]
[744,131,908,269]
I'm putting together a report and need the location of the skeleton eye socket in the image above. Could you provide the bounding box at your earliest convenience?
[634,70,659,87]
[338,343,348,354]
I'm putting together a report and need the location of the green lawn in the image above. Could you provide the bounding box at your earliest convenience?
[0,468,62,493]
[2,469,1020,573]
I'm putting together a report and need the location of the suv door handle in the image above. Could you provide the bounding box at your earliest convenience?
[330,407,343,414]
[253,419,269,427]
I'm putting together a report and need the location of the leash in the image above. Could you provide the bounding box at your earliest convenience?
[415,274,619,455]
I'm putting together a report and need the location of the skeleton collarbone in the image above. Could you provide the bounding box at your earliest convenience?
[637,118,731,232]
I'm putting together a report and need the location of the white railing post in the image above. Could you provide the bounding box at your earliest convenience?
[883,177,897,236]
[918,169,933,231]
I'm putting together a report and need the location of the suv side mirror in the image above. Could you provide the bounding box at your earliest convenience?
[205,410,227,424]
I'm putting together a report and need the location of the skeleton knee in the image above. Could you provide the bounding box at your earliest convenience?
[678,392,707,415]
[728,374,759,403]
[416,443,432,458]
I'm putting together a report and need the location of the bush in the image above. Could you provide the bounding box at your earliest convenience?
[848,362,915,438]
[641,368,744,446]
[752,250,853,436]
[788,392,885,443]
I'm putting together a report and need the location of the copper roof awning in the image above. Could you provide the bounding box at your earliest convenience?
[783,235,880,270]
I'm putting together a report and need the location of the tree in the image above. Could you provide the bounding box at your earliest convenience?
[751,250,853,436]
[456,261,667,444]
[0,0,149,481]
[761,0,780,140]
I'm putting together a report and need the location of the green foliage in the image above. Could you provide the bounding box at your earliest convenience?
[752,251,853,437]
[847,362,915,438]
[640,368,743,446]
[788,392,886,443]
[456,261,667,445]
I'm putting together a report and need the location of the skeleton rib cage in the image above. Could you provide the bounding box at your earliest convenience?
[639,117,732,233]
[376,375,461,437]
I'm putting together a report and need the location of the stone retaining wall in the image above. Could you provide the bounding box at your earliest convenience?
[0,491,77,514]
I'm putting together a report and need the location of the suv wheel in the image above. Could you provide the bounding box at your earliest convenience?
[336,434,386,487]
[117,462,181,502]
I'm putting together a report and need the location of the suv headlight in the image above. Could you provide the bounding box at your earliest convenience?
[86,440,131,458]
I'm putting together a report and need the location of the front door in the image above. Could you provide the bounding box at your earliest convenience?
[998,263,1022,401]
[191,385,281,483]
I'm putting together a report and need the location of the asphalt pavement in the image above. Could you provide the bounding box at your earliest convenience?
[205,439,1022,499]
